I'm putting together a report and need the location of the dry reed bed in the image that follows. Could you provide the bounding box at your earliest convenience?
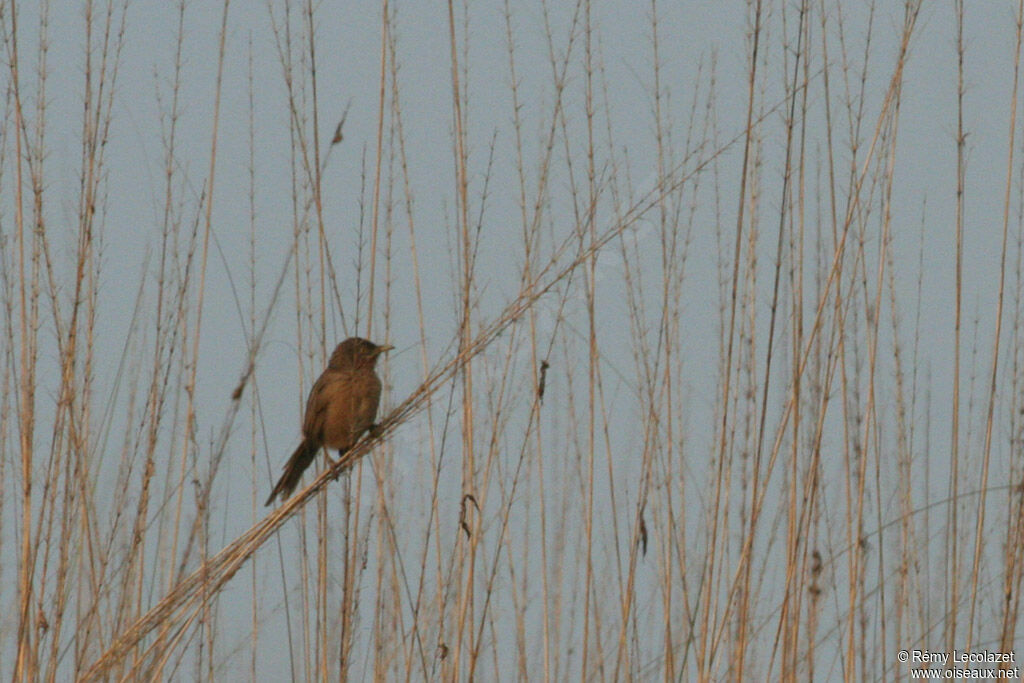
[1,0,1021,680]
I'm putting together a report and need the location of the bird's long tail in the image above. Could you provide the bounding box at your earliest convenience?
[265,438,320,506]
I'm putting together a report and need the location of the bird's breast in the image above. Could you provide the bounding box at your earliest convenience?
[314,369,382,450]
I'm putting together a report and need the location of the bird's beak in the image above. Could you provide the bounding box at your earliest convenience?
[375,344,395,356]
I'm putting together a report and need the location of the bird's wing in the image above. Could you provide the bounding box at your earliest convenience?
[302,370,337,440]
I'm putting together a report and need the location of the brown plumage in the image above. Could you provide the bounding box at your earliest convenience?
[265,337,393,506]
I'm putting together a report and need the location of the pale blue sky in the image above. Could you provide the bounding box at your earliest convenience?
[3,1,1022,678]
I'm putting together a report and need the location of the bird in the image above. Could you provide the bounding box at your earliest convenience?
[265,337,393,506]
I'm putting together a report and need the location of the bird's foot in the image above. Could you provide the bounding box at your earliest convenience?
[323,452,341,480]
[368,423,384,439]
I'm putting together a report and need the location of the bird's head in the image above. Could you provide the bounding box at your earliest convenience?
[329,337,394,369]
